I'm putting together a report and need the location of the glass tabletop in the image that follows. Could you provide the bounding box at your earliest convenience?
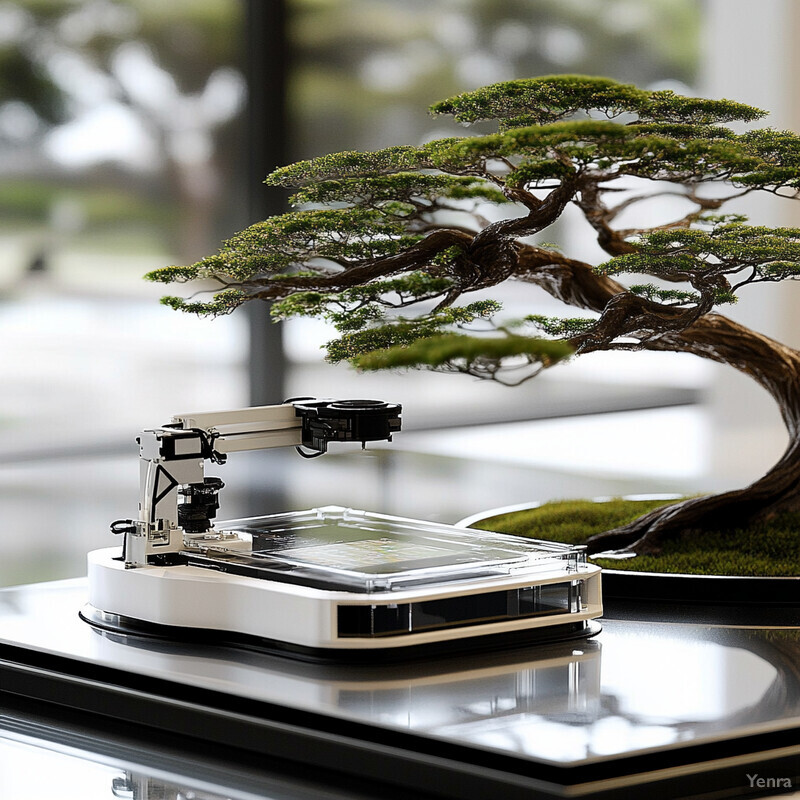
[1,579,798,769]
[0,712,385,800]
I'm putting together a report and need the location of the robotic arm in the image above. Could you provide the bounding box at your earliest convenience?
[112,398,401,567]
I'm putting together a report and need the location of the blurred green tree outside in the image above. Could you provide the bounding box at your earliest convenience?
[0,0,244,266]
[0,0,699,272]
[291,0,699,158]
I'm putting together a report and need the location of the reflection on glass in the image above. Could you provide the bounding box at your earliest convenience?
[112,771,237,800]
[0,734,281,800]
[334,642,602,731]
[429,624,791,763]
[3,618,799,797]
[0,735,119,800]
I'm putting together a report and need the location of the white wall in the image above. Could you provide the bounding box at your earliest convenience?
[700,0,800,487]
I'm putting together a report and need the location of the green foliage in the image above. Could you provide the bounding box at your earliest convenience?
[266,146,427,187]
[159,288,249,316]
[268,291,329,320]
[507,160,573,186]
[435,120,762,187]
[629,122,737,140]
[325,301,503,363]
[526,315,597,338]
[273,136,527,193]
[431,75,648,127]
[470,499,800,577]
[290,173,508,208]
[430,75,764,130]
[642,89,764,124]
[145,264,202,283]
[353,332,573,371]
[598,223,800,293]
[152,73,800,391]
[328,304,386,333]
[327,320,448,363]
[422,76,778,190]
[762,261,800,279]
[699,213,749,226]
[628,284,701,305]
[147,208,420,286]
[265,139,466,188]
[222,209,410,266]
[736,129,800,188]
[270,272,458,330]
[330,272,454,304]
[446,119,627,160]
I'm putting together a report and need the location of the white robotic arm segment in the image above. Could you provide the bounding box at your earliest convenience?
[116,398,402,567]
[171,402,301,435]
[171,403,305,458]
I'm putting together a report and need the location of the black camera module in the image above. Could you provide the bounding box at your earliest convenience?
[291,398,402,453]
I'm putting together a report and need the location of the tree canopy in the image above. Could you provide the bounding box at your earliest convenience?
[148,75,800,389]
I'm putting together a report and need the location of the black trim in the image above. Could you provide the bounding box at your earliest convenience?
[601,571,800,626]
[152,430,206,462]
[602,597,800,627]
[78,605,599,664]
[151,465,179,522]
[602,569,800,603]
[336,583,578,638]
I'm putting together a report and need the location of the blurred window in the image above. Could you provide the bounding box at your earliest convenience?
[0,0,704,451]
[0,0,249,458]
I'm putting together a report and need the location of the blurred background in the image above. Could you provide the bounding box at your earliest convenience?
[0,0,798,584]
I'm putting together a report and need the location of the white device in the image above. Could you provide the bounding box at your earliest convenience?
[83,399,601,660]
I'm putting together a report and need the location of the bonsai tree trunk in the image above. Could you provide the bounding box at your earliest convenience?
[517,248,800,554]
[584,314,800,554]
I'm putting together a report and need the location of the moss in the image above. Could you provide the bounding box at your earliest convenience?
[469,498,800,577]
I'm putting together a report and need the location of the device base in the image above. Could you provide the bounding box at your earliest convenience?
[80,604,601,664]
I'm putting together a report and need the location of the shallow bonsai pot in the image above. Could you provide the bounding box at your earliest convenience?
[456,497,800,624]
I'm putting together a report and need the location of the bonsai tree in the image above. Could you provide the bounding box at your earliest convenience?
[146,75,800,556]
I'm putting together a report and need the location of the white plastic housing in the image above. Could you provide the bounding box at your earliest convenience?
[86,551,602,652]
